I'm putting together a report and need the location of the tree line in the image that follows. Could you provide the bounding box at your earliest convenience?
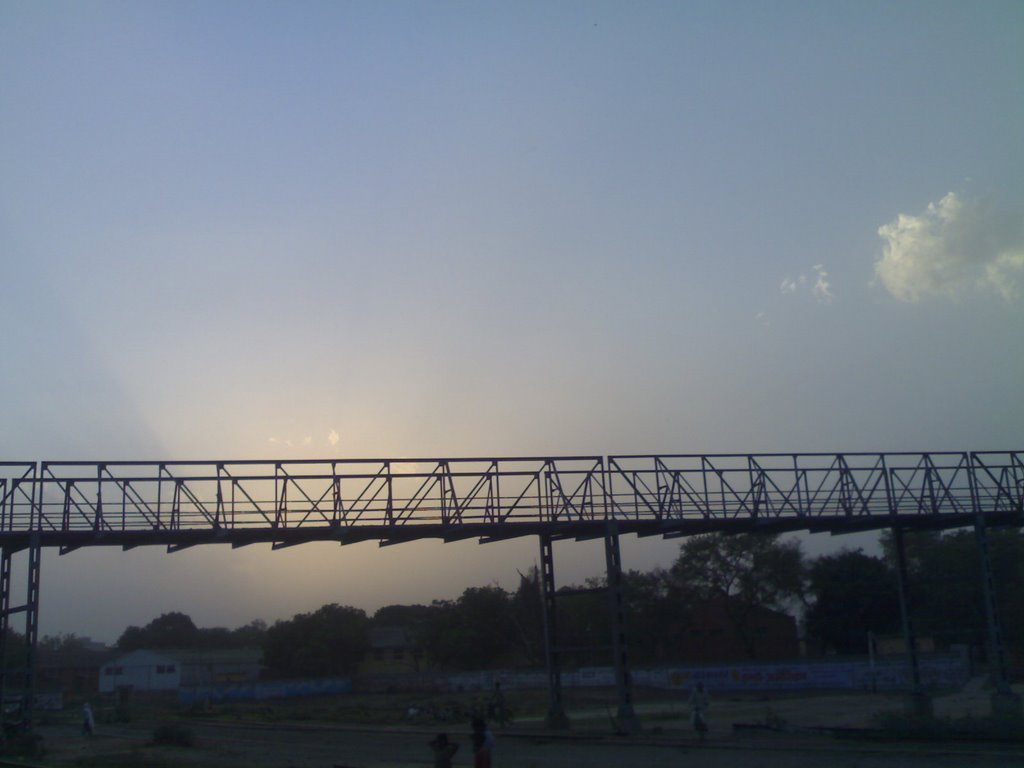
[31,528,1024,677]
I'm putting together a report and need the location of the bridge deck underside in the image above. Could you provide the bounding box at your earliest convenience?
[0,511,1021,553]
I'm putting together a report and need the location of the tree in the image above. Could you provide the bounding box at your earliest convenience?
[668,533,805,658]
[117,611,198,650]
[622,567,692,664]
[373,604,433,627]
[509,569,545,666]
[805,549,900,655]
[419,586,519,670]
[263,604,370,678]
[116,614,267,651]
[38,632,90,656]
[881,527,1024,658]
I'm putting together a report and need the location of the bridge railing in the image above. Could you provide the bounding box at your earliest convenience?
[28,457,608,534]
[605,452,1024,524]
[0,463,36,532]
[0,453,1019,538]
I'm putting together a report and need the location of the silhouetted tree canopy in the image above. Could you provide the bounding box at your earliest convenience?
[263,604,369,677]
[117,612,267,651]
[668,533,805,659]
[118,611,198,650]
[881,527,1024,658]
[102,528,1024,675]
[419,586,520,670]
[805,549,900,654]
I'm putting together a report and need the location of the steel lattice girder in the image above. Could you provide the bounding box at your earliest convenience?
[0,452,1012,550]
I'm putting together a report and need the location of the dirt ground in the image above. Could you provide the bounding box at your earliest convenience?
[30,683,1024,768]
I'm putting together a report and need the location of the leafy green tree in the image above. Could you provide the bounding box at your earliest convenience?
[230,619,268,647]
[117,611,199,650]
[38,632,89,655]
[622,568,692,664]
[805,549,900,655]
[668,533,805,658]
[373,604,433,627]
[419,586,519,670]
[509,569,545,666]
[881,527,1024,658]
[263,604,370,677]
[116,614,266,651]
[553,577,610,668]
[2,627,27,681]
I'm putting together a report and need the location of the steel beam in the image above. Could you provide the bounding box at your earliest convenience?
[23,534,40,732]
[0,548,11,717]
[538,534,568,729]
[891,526,928,714]
[972,515,1011,694]
[604,521,638,733]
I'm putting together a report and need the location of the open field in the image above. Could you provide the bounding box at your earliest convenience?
[22,684,1024,768]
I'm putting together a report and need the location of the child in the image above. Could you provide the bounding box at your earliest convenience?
[429,732,459,768]
[688,682,709,741]
[471,717,494,768]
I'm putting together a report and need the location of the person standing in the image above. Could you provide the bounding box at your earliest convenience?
[688,682,709,741]
[428,732,459,768]
[471,717,494,768]
[82,702,95,736]
[488,681,508,727]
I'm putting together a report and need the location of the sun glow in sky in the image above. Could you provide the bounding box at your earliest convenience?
[2,1,1022,641]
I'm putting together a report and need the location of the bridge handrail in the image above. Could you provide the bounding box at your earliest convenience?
[0,452,1018,540]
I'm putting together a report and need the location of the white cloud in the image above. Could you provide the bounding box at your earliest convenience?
[875,192,1024,302]
[812,265,832,303]
[328,429,340,447]
[781,265,832,303]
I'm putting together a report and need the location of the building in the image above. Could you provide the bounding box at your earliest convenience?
[37,638,115,696]
[362,626,420,674]
[99,647,263,693]
[99,649,180,693]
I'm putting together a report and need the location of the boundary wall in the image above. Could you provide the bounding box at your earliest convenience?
[356,652,969,695]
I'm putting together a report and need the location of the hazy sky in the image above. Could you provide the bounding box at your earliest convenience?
[2,1,1022,642]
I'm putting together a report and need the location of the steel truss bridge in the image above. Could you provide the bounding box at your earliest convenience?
[1,451,1022,730]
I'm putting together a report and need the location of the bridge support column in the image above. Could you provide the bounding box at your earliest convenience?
[604,522,638,734]
[539,535,569,729]
[0,535,42,734]
[891,526,930,716]
[0,547,11,719]
[24,535,41,733]
[973,515,1022,717]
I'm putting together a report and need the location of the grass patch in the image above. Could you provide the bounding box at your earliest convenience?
[871,711,1024,741]
[75,754,183,768]
[151,723,195,748]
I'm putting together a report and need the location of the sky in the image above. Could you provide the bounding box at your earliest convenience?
[1,1,1022,643]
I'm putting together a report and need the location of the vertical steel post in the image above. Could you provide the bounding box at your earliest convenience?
[23,533,41,732]
[972,515,1011,694]
[604,521,638,733]
[0,548,10,716]
[539,534,568,729]
[891,525,927,713]
[967,455,1012,695]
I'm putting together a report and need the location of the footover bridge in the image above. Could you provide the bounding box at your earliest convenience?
[1,451,1021,730]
